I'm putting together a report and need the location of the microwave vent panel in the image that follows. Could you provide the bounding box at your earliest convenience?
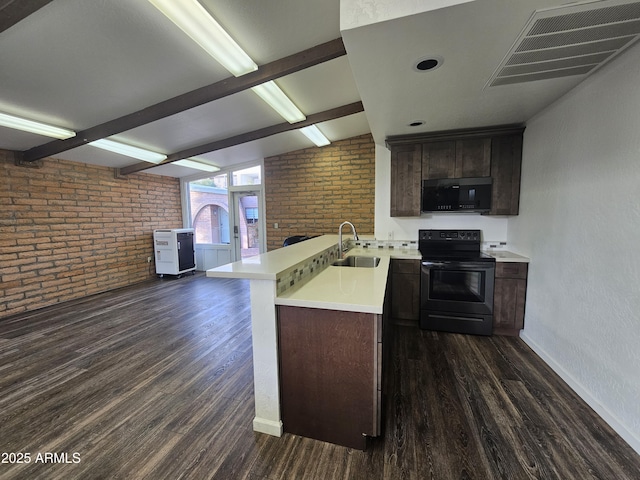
[487,0,640,87]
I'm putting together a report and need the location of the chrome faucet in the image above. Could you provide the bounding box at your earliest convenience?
[338,221,358,257]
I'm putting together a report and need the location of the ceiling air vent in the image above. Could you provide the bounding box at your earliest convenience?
[487,0,640,87]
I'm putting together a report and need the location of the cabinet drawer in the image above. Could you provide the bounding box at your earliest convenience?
[392,258,420,275]
[496,262,528,279]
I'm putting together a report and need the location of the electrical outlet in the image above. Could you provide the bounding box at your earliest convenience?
[147,256,152,263]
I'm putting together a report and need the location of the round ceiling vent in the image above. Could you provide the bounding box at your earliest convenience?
[413,55,443,72]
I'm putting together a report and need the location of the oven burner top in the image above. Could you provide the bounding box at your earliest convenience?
[419,229,494,263]
[421,251,496,263]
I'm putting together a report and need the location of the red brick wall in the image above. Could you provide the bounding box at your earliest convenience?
[0,151,182,319]
[264,134,375,251]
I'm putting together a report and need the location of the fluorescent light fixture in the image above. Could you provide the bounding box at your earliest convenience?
[0,112,76,139]
[174,158,220,172]
[148,0,257,76]
[149,0,306,124]
[300,125,331,147]
[89,139,167,164]
[252,81,306,124]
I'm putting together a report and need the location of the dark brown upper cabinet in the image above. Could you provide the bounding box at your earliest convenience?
[422,138,491,180]
[390,143,422,217]
[456,138,492,177]
[387,125,525,217]
[490,134,523,215]
[422,141,456,179]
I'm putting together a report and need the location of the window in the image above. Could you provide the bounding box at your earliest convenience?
[245,207,258,224]
[232,165,261,186]
[188,173,230,244]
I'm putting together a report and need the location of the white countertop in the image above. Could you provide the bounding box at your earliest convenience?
[484,250,530,263]
[206,235,340,280]
[206,236,414,314]
[275,251,391,314]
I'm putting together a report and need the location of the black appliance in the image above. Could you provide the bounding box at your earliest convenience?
[422,177,492,213]
[419,229,495,335]
[283,235,316,247]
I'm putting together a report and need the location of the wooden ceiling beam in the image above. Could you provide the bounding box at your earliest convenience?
[0,0,54,34]
[18,38,347,163]
[117,101,365,176]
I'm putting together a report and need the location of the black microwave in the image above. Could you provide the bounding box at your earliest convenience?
[422,177,492,213]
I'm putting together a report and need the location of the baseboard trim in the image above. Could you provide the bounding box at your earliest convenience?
[520,331,640,456]
[253,417,283,437]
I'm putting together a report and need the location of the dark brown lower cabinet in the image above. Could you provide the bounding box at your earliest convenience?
[391,259,420,324]
[493,262,528,336]
[277,305,385,450]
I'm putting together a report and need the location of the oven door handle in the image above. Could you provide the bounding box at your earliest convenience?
[421,261,447,267]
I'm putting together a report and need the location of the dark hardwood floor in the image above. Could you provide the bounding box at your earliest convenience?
[1,273,638,479]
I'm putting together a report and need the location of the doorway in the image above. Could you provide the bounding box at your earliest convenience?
[231,191,262,260]
[184,164,264,269]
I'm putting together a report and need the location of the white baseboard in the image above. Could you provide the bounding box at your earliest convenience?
[520,331,640,456]
[253,417,283,437]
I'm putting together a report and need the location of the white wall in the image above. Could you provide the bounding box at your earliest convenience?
[340,0,474,29]
[374,144,509,244]
[508,43,640,453]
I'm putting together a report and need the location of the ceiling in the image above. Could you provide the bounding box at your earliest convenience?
[1,0,638,177]
[343,0,640,142]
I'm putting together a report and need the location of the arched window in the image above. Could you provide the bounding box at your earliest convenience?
[193,204,229,244]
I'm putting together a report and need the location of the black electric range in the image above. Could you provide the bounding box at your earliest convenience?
[418,229,496,335]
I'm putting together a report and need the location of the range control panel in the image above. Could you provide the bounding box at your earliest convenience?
[419,229,481,242]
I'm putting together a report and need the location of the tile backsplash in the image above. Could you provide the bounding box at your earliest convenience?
[482,241,509,251]
[352,239,418,250]
[276,244,340,296]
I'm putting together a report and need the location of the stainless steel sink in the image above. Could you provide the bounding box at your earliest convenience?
[332,256,381,268]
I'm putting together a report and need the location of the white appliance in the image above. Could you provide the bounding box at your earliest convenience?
[153,228,196,276]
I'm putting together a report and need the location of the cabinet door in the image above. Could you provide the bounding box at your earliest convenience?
[390,144,422,216]
[455,138,491,177]
[422,141,456,179]
[391,259,420,321]
[490,134,523,215]
[493,276,527,335]
[278,306,376,449]
[391,273,420,321]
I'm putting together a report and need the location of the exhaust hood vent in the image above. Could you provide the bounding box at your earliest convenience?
[487,0,640,87]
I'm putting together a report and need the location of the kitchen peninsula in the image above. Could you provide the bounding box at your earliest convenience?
[206,235,416,446]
